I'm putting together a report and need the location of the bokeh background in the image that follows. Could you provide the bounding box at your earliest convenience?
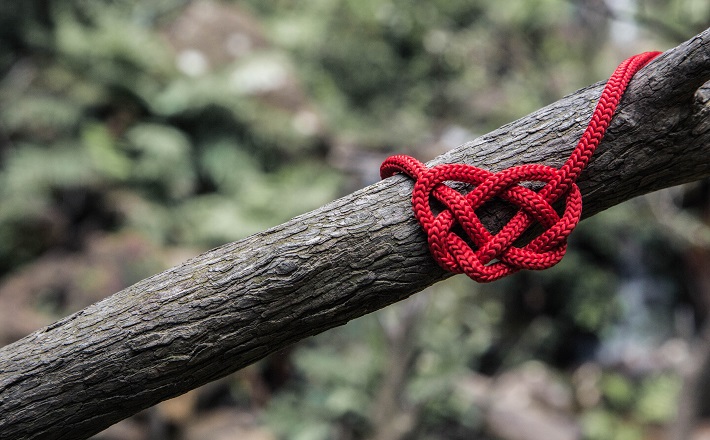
[1,1,709,439]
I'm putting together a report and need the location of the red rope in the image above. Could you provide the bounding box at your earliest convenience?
[380,52,661,283]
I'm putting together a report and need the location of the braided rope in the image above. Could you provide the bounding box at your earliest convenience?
[380,51,661,283]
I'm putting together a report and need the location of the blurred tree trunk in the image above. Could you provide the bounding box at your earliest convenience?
[670,237,710,439]
[1,28,709,440]
[370,295,428,440]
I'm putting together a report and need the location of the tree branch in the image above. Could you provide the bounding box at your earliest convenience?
[1,28,709,440]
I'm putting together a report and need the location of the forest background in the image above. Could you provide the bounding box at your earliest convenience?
[0,1,709,439]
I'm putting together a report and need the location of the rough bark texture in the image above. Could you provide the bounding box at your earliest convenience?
[1,29,709,440]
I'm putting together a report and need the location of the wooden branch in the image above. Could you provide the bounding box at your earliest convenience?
[1,28,709,440]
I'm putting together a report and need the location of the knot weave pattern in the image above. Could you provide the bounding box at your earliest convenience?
[380,51,661,283]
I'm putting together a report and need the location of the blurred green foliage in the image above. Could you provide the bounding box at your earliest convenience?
[0,1,708,439]
[0,0,342,271]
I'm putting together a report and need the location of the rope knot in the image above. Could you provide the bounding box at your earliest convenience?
[381,158,581,282]
[380,51,661,282]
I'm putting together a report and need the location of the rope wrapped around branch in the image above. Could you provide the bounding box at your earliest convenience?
[381,51,661,282]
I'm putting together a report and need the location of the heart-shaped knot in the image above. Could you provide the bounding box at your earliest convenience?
[381,156,582,281]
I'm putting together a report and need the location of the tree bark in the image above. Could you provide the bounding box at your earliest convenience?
[1,29,709,440]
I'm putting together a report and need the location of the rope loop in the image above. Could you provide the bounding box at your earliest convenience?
[380,51,661,282]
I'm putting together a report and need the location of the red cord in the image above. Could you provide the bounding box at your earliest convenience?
[380,51,661,283]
